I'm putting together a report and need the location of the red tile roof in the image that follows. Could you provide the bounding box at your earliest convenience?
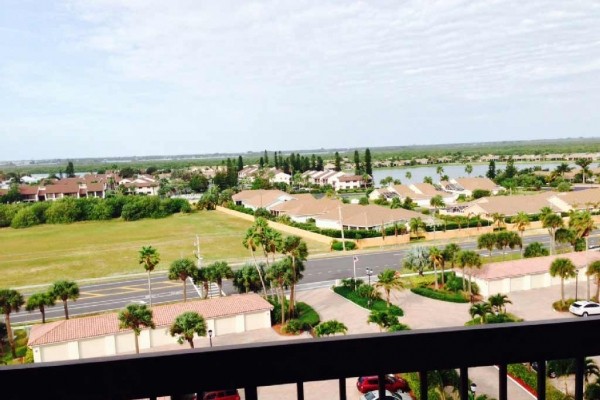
[29,294,272,346]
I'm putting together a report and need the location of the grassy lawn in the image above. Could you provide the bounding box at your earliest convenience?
[0,211,330,288]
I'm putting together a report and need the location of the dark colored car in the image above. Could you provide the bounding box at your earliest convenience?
[202,389,241,400]
[356,375,410,394]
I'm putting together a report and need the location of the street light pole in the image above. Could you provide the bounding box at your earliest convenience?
[353,256,358,291]
[208,329,213,348]
[470,383,477,400]
[366,268,373,308]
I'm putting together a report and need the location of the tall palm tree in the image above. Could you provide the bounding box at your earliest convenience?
[442,243,461,286]
[569,210,595,241]
[491,213,506,230]
[169,311,207,349]
[281,235,308,316]
[242,219,269,296]
[138,246,160,307]
[554,162,572,178]
[367,309,399,332]
[405,171,412,180]
[232,264,263,294]
[512,212,530,256]
[428,246,444,290]
[586,260,600,301]
[436,165,444,181]
[458,250,482,296]
[549,258,577,304]
[542,212,564,254]
[465,164,473,176]
[584,358,600,384]
[314,320,348,337]
[0,289,25,358]
[118,304,155,354]
[168,258,197,302]
[374,269,406,307]
[403,246,430,276]
[469,302,492,323]
[208,261,234,297]
[51,280,79,319]
[25,291,56,323]
[487,293,512,314]
[575,158,592,184]
[478,233,496,257]
[409,217,426,238]
[430,195,445,238]
[266,259,293,324]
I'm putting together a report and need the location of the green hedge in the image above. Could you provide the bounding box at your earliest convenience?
[333,286,403,315]
[507,364,568,400]
[296,302,320,329]
[411,287,469,303]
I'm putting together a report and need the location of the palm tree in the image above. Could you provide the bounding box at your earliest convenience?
[436,165,444,181]
[542,212,564,254]
[266,258,293,324]
[194,266,212,299]
[491,213,506,230]
[118,304,155,354]
[0,289,25,358]
[169,311,207,349]
[569,210,595,241]
[232,264,263,294]
[428,246,444,290]
[138,246,160,307]
[488,293,512,314]
[586,260,600,301]
[512,212,530,256]
[478,233,496,257]
[374,269,406,307]
[465,164,473,176]
[469,302,492,323]
[575,158,592,184]
[405,171,412,180]
[555,227,577,251]
[523,241,549,258]
[584,358,600,383]
[549,258,577,304]
[367,309,399,332]
[458,250,482,297]
[264,228,283,264]
[168,258,197,302]
[281,235,308,316]
[403,246,430,276]
[554,162,572,178]
[209,261,234,296]
[314,320,348,337]
[430,195,445,238]
[442,243,461,286]
[25,291,55,323]
[409,217,426,238]
[242,221,268,296]
[51,280,79,319]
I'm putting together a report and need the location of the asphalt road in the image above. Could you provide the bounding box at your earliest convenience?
[10,231,599,324]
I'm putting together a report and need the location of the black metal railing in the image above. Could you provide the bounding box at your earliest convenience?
[2,318,599,400]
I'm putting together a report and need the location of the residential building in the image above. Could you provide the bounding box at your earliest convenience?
[441,177,502,196]
[232,189,294,210]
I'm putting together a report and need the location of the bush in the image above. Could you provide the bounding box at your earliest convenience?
[411,287,469,303]
[524,242,550,258]
[341,278,364,289]
[444,275,471,293]
[282,319,303,334]
[552,298,575,311]
[331,240,357,251]
[296,302,320,329]
[472,189,491,199]
[11,207,42,228]
[0,203,20,227]
[333,285,403,315]
[45,198,84,224]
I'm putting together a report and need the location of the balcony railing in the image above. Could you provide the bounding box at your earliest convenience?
[2,318,600,400]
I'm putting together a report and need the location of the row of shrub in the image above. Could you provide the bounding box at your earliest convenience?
[507,363,568,400]
[410,287,470,303]
[0,196,191,228]
[333,283,404,315]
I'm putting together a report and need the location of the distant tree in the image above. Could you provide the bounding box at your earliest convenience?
[237,155,244,171]
[405,171,412,180]
[458,250,482,296]
[390,197,401,209]
[263,150,269,166]
[364,148,373,176]
[169,311,207,349]
[442,243,461,285]
[478,233,497,257]
[168,258,197,302]
[119,166,136,178]
[0,289,25,357]
[206,261,234,297]
[465,164,473,176]
[472,189,491,199]
[542,211,564,254]
[524,242,550,258]
[409,217,426,238]
[118,304,155,354]
[314,320,348,337]
[554,162,572,178]
[549,258,577,304]
[25,292,55,323]
[189,174,209,193]
[138,246,160,307]
[51,280,79,320]
[512,212,531,256]
[65,161,75,178]
[569,210,595,241]
[486,160,496,180]
[404,246,430,276]
[380,176,394,186]
[354,150,361,175]
[575,158,592,184]
[505,156,517,178]
[436,165,444,181]
[423,176,433,185]
[587,260,600,301]
[334,152,342,172]
[491,212,506,230]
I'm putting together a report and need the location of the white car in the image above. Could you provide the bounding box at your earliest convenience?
[360,390,412,400]
[569,301,600,317]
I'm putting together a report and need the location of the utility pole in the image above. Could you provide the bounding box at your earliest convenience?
[192,234,203,298]
[338,205,346,251]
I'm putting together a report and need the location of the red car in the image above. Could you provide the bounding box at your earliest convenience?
[356,375,410,394]
[202,389,241,400]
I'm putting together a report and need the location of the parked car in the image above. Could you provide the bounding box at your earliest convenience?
[569,301,600,317]
[357,375,410,394]
[202,389,241,400]
[530,362,557,378]
[360,390,412,400]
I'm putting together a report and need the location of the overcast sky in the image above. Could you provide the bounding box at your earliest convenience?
[1,1,600,161]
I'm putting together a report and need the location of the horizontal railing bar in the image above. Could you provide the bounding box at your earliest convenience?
[1,318,599,400]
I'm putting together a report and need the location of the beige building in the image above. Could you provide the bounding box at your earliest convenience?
[28,294,272,363]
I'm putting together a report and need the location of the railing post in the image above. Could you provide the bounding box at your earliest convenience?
[536,361,546,400]
[296,381,304,400]
[498,364,507,400]
[575,357,585,400]
[419,370,428,400]
[338,378,347,400]
[459,367,469,400]
[245,385,258,400]
[378,374,386,399]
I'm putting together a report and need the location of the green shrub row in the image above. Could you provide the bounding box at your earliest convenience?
[0,196,191,228]
[331,240,357,251]
[333,285,403,315]
[411,287,469,303]
[507,364,568,400]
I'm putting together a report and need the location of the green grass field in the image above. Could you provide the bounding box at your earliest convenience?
[0,211,330,288]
